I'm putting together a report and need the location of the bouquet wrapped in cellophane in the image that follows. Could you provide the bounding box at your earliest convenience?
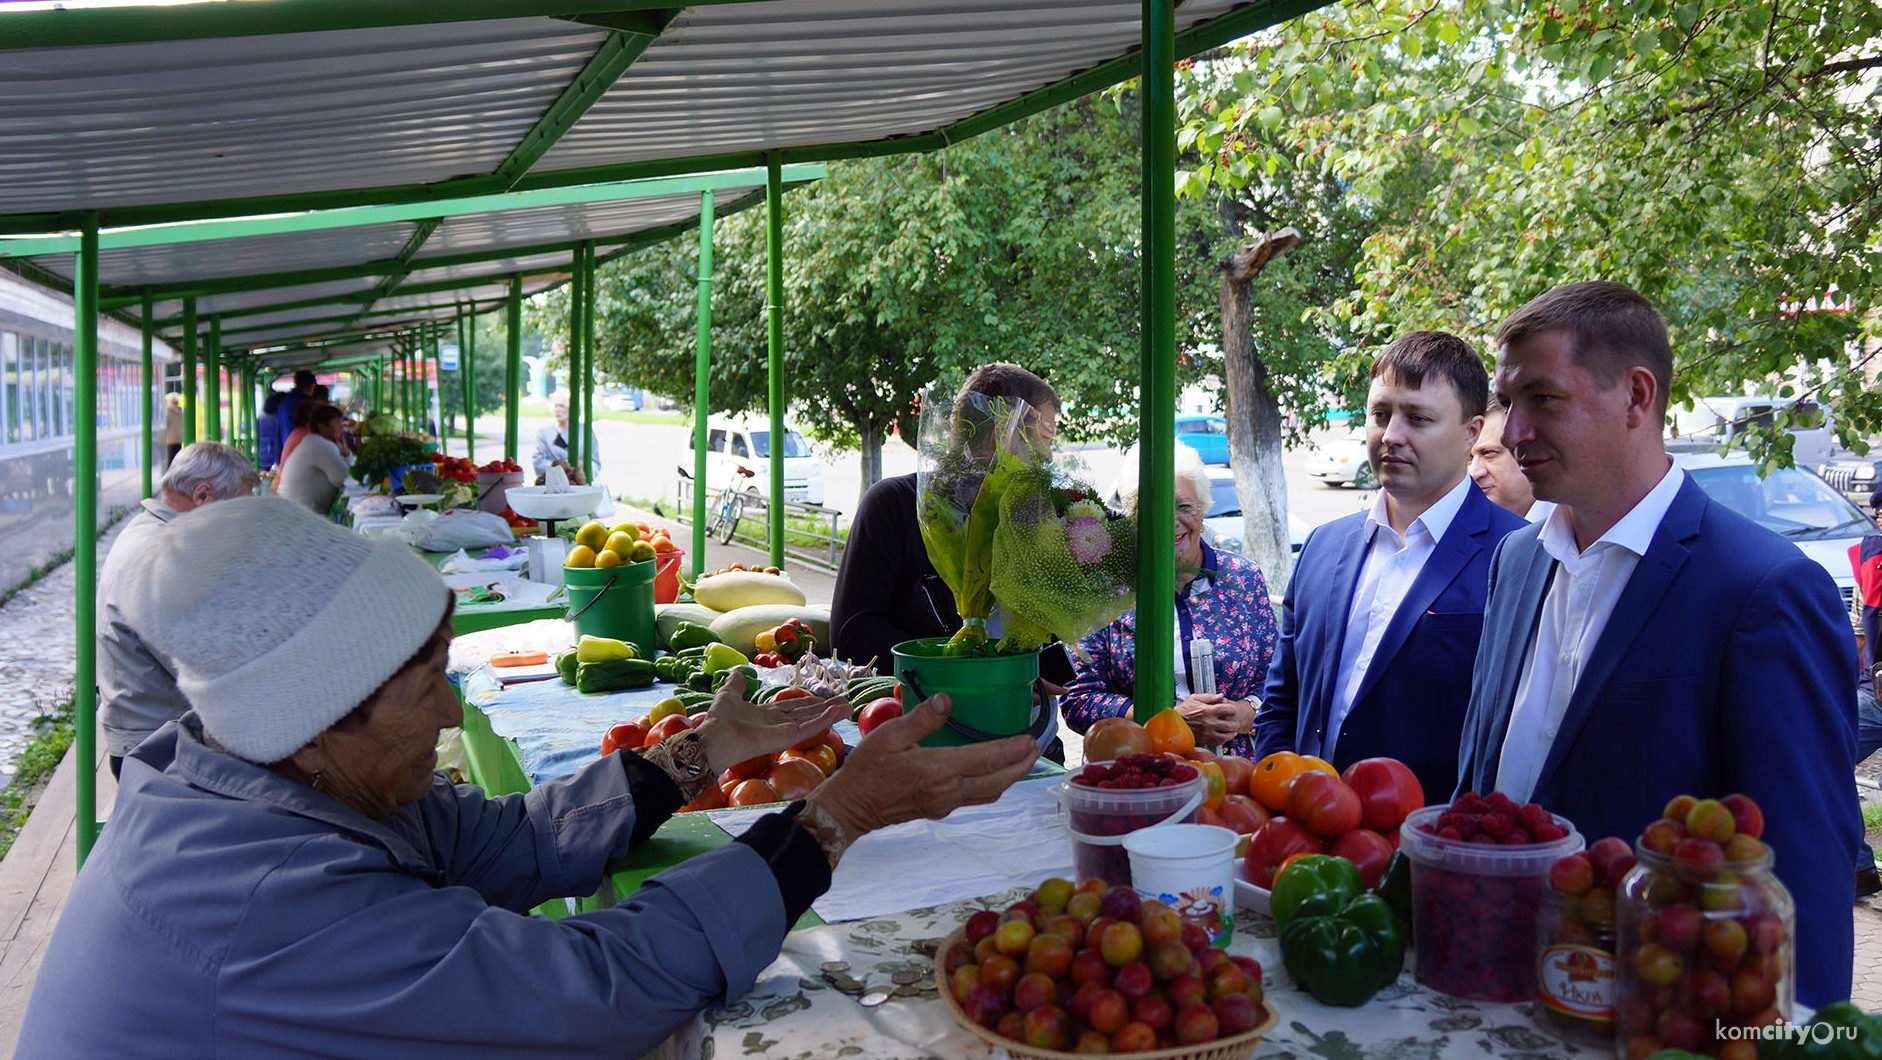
[916,388,1137,657]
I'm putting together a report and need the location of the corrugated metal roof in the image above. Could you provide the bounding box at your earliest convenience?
[428,188,765,254]
[539,0,1243,172]
[0,19,606,214]
[87,224,419,287]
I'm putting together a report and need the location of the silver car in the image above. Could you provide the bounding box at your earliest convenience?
[1672,450,1872,613]
[1303,428,1375,489]
[1201,468,1308,557]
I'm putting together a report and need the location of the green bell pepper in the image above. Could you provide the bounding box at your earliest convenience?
[674,644,713,661]
[711,664,759,692]
[1279,892,1405,1008]
[668,622,722,652]
[700,642,751,675]
[575,658,657,694]
[1269,853,1364,930]
[652,655,686,683]
[1757,1001,1882,1060]
[1373,849,1414,940]
[686,668,715,693]
[555,649,580,686]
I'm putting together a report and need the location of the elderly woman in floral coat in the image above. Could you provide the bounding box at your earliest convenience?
[1062,447,1278,758]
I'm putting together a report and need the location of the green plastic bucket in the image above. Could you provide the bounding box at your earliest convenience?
[891,638,1042,747]
[562,561,657,655]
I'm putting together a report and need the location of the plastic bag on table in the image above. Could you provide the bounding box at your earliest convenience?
[405,509,516,552]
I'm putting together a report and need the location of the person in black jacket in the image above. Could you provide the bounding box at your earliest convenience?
[830,363,1060,669]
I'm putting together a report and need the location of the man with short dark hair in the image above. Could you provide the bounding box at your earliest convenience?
[1256,332,1525,799]
[98,441,259,778]
[1457,280,1859,1008]
[1470,404,1554,522]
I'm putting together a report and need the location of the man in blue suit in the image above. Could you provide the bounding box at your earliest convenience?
[1457,281,1859,1009]
[1256,332,1526,800]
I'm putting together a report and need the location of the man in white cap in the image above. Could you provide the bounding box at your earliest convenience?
[96,441,257,778]
[22,497,1037,1060]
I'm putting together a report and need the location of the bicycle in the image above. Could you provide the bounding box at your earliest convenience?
[705,464,757,544]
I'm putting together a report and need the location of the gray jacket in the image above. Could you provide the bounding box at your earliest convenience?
[19,716,795,1059]
[96,499,187,758]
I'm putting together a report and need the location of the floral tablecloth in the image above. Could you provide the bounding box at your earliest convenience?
[662,889,1609,1060]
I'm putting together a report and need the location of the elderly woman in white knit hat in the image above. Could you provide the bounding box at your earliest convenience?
[19,497,1038,1060]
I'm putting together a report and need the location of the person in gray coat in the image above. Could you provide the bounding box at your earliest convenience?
[96,441,257,778]
[20,497,1037,1060]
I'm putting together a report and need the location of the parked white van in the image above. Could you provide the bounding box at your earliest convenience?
[687,416,826,507]
[1667,395,1834,469]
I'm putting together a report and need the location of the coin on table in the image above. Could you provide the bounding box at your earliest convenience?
[833,978,864,995]
[860,990,892,1008]
[893,984,920,998]
[891,970,922,985]
[910,938,943,957]
[917,988,940,1000]
[820,961,851,974]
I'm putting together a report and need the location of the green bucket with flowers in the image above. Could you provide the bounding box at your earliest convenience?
[892,638,1041,748]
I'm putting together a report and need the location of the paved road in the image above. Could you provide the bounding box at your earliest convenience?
[458,413,1379,536]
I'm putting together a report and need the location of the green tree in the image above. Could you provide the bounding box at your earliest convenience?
[441,312,546,443]
[1185,0,1882,465]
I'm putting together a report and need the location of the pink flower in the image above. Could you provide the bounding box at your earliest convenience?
[1065,516,1111,564]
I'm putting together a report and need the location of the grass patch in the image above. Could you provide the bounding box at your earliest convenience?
[1864,803,1882,831]
[0,694,76,861]
[586,409,688,426]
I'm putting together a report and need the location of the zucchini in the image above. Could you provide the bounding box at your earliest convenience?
[575,658,657,693]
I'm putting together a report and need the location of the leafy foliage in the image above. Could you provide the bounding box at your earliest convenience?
[1182,0,1882,463]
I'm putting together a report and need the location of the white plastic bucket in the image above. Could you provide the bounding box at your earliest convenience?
[1123,823,1238,946]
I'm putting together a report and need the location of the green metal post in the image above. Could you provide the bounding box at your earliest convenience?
[505,277,523,462]
[461,312,477,461]
[181,298,198,445]
[692,191,714,576]
[74,215,99,865]
[566,246,584,481]
[1132,0,1178,722]
[764,154,786,568]
[581,240,596,484]
[140,293,154,499]
[431,322,447,446]
[205,316,222,441]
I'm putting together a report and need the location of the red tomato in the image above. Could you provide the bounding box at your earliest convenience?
[599,720,648,756]
[857,697,903,737]
[1217,794,1271,837]
[1284,770,1363,838]
[722,753,775,782]
[680,782,728,813]
[728,779,780,807]
[1330,828,1397,889]
[774,686,815,702]
[816,727,846,763]
[1216,755,1254,798]
[1242,817,1325,889]
[1339,757,1426,832]
[645,714,692,746]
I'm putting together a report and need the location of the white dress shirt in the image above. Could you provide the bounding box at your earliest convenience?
[1326,475,1474,758]
[1526,499,1558,524]
[1495,463,1686,800]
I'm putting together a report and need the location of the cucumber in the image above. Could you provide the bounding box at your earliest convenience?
[675,689,716,714]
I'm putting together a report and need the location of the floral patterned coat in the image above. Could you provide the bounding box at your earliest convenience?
[1061,543,1279,759]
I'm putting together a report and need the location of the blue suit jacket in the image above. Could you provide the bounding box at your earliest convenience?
[1457,476,1860,1006]
[1255,483,1525,801]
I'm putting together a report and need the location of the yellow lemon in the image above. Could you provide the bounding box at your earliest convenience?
[575,520,610,551]
[594,548,623,568]
[611,520,641,536]
[565,545,597,568]
[629,540,657,563]
[647,697,687,724]
[604,531,637,557]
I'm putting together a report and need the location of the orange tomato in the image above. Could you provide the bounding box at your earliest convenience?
[681,782,728,813]
[729,779,780,807]
[1143,708,1196,756]
[1182,747,1217,762]
[1299,755,1337,775]
[817,727,847,763]
[774,687,816,703]
[722,753,775,782]
[1249,751,1335,812]
[1274,850,1320,886]
[765,758,823,800]
[1197,760,1226,812]
[781,744,838,776]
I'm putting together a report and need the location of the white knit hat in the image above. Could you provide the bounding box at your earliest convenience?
[122,496,449,763]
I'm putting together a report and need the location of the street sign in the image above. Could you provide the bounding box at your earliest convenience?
[440,344,460,371]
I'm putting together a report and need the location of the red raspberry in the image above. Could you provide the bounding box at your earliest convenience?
[1478,814,1513,839]
[1453,792,1485,813]
[1516,804,1553,833]
[1438,827,1463,841]
[1503,828,1532,845]
[1484,792,1515,814]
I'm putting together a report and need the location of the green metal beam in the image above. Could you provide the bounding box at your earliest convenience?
[181,298,198,446]
[765,155,786,569]
[140,294,154,500]
[0,1,716,50]
[691,190,713,579]
[342,218,444,329]
[493,12,679,188]
[4,165,825,253]
[1133,0,1178,722]
[73,215,99,866]
[506,278,523,462]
